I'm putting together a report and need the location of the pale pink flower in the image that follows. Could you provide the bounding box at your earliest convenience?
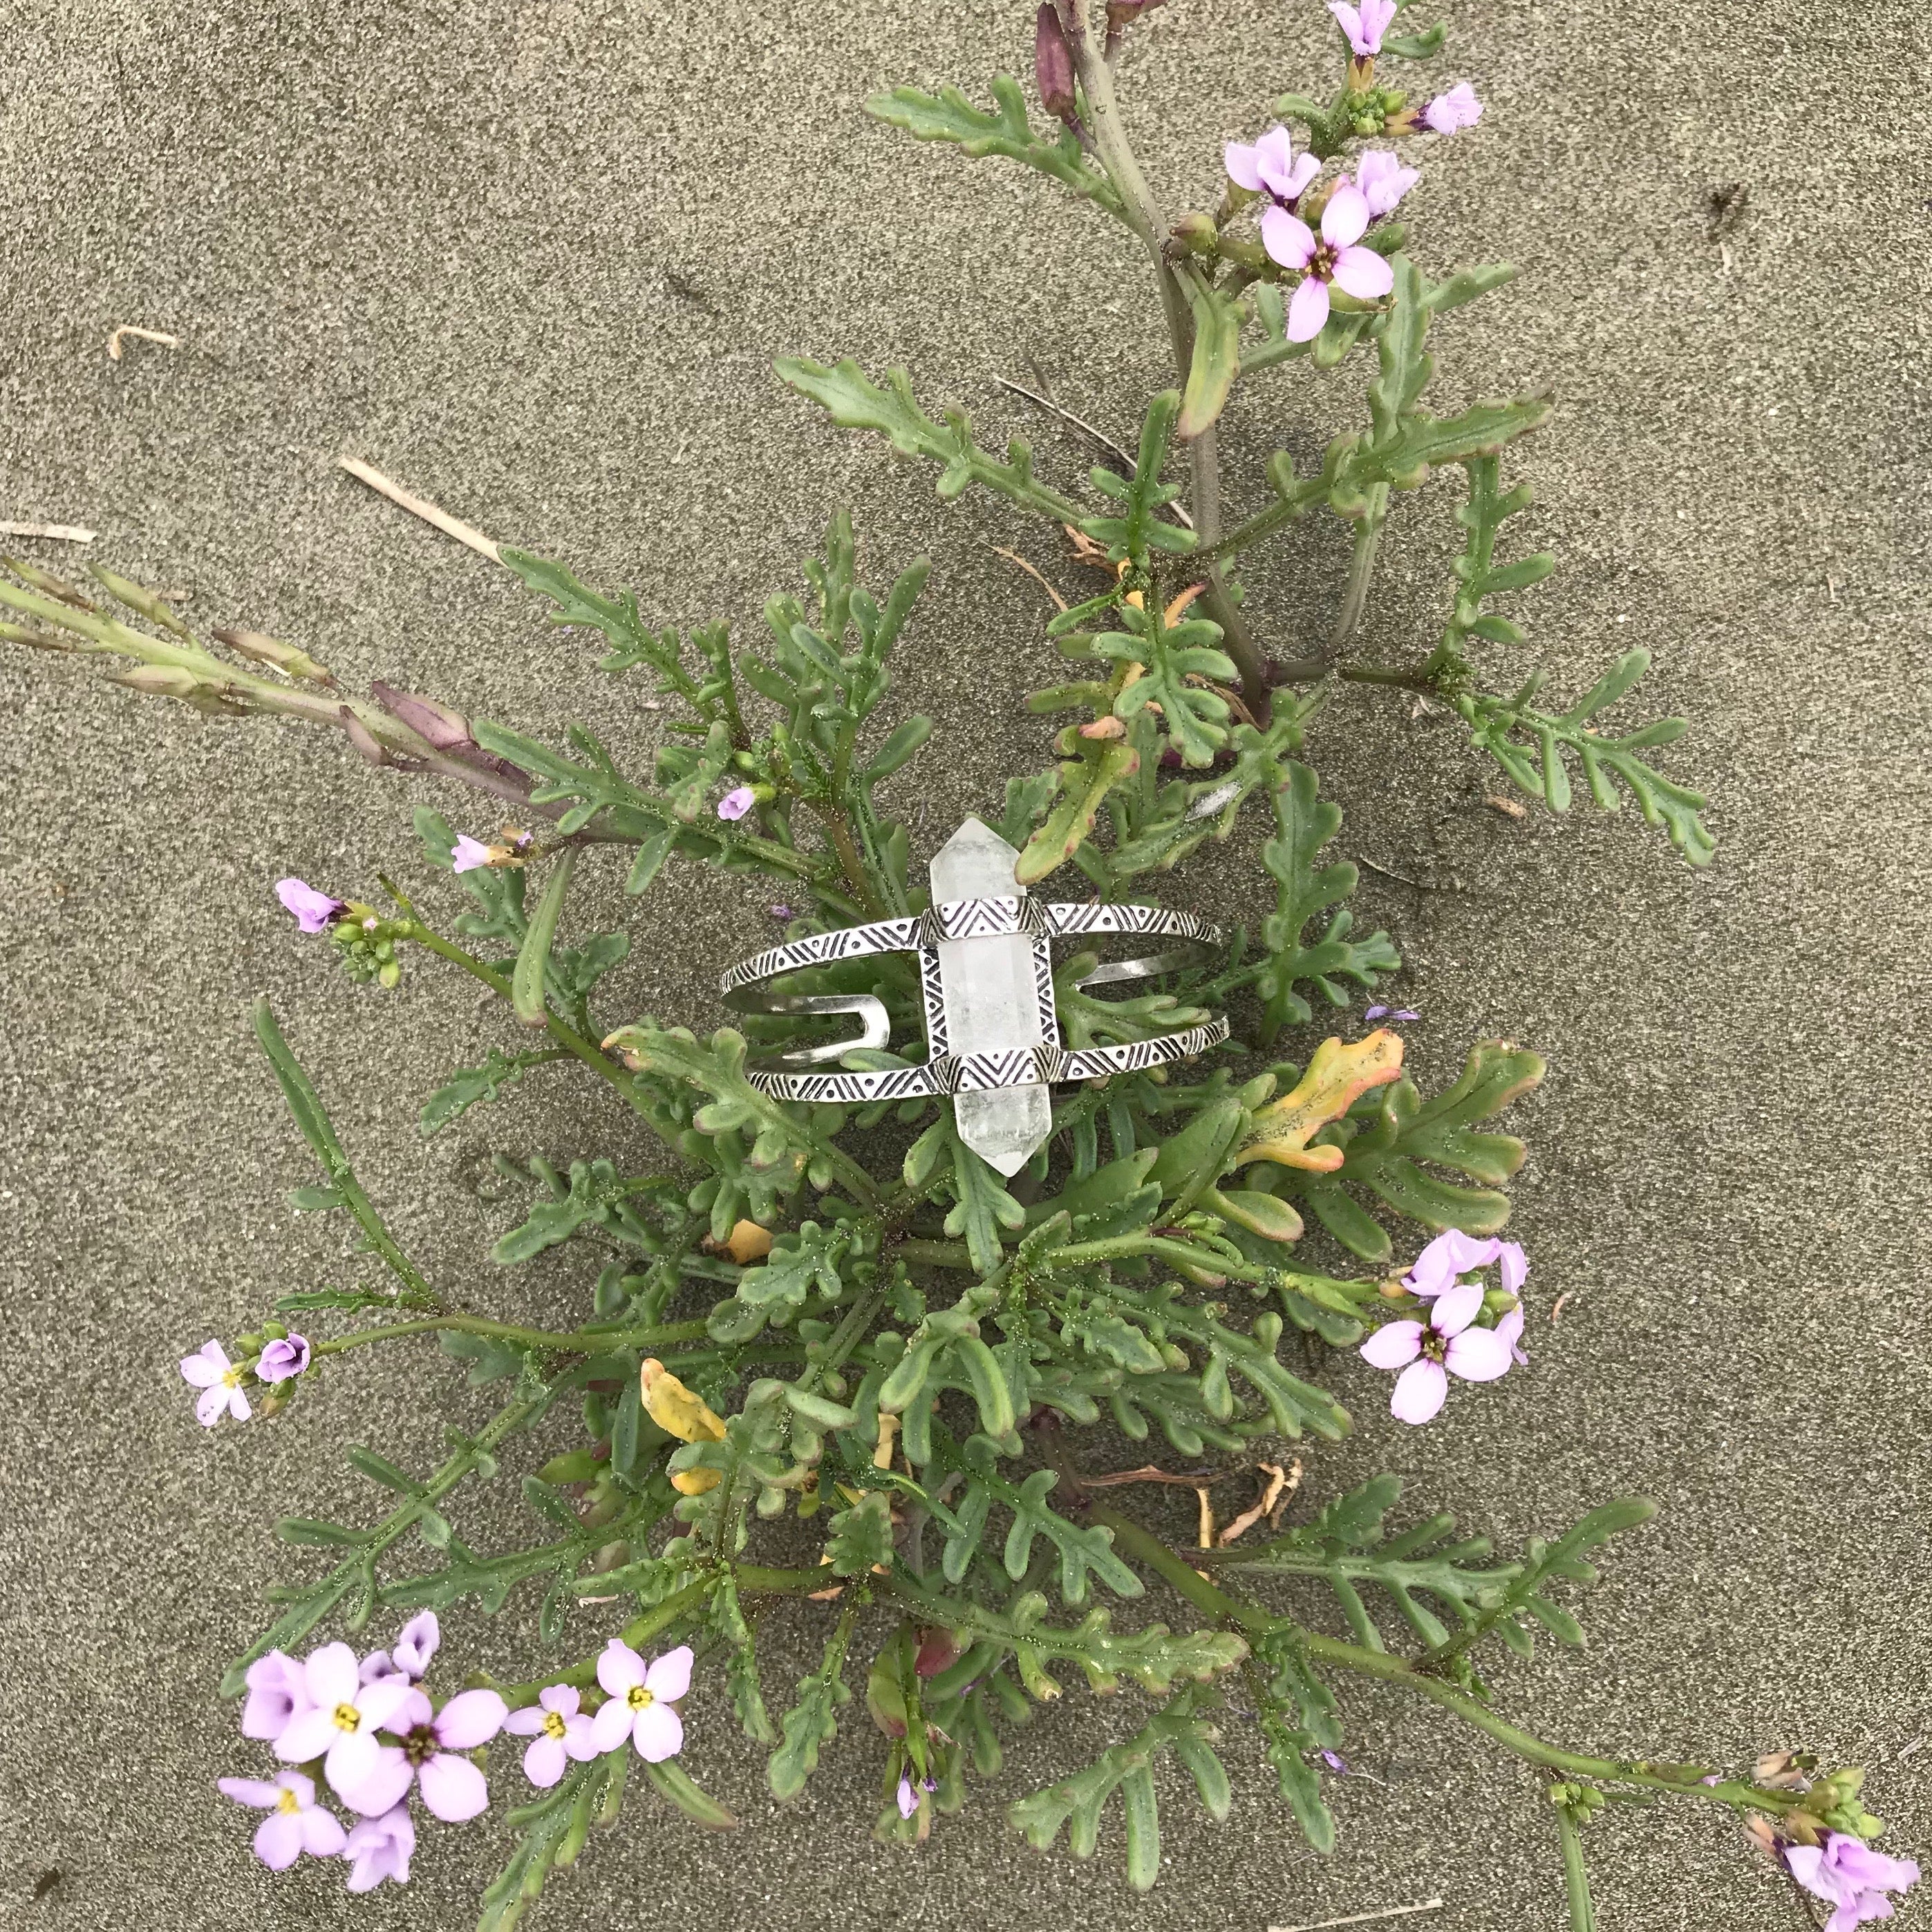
[358,1611,438,1687]
[338,1686,508,1822]
[1423,83,1483,134]
[275,877,344,934]
[1786,1832,1920,1932]
[1328,0,1397,57]
[1226,126,1323,272]
[506,1685,599,1788]
[180,1340,251,1428]
[451,834,495,874]
[1404,1228,1528,1301]
[1266,181,1396,341]
[216,1770,348,1870]
[241,1650,312,1743]
[588,1640,692,1761]
[716,787,756,821]
[1360,1280,1517,1425]
[1353,151,1418,219]
[897,1774,919,1819]
[271,1642,420,1803]
[342,1806,415,1893]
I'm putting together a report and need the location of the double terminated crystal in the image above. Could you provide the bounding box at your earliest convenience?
[929,818,1051,1176]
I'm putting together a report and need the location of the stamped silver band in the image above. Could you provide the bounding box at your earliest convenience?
[720,898,1228,1103]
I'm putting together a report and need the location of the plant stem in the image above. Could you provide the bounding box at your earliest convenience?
[1555,1803,1597,1932]
[1090,1504,1807,1820]
[312,1313,715,1361]
[1064,1,1280,712]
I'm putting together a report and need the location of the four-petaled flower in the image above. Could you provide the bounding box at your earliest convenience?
[1785,1832,1920,1932]
[342,1805,416,1893]
[216,1770,348,1871]
[275,877,345,934]
[270,1642,420,1803]
[507,1685,599,1788]
[716,787,756,821]
[340,1685,508,1822]
[451,834,496,874]
[1266,179,1395,341]
[589,1641,692,1760]
[241,1650,312,1743]
[1354,150,1418,219]
[1328,0,1397,58]
[1423,83,1483,135]
[255,1333,310,1384]
[1360,1279,1517,1425]
[1225,125,1322,263]
[180,1340,251,1427]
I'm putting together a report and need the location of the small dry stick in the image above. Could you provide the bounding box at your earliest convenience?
[1194,1485,1216,1550]
[1078,1464,1224,1489]
[1550,1291,1573,1324]
[338,456,502,563]
[106,324,181,362]
[0,520,95,544]
[991,545,1069,614]
[1268,1900,1447,1932]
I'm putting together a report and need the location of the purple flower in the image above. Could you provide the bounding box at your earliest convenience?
[588,1640,692,1761]
[716,787,756,822]
[1226,127,1322,267]
[1319,1750,1351,1774]
[1360,1280,1518,1425]
[356,1613,436,1687]
[451,834,495,874]
[1328,0,1398,57]
[1353,151,1418,220]
[505,1685,599,1788]
[769,903,796,921]
[1363,1002,1420,1023]
[1423,82,1483,134]
[342,1805,415,1893]
[276,877,344,934]
[897,1774,919,1819]
[1403,1228,1526,1302]
[216,1770,348,1870]
[180,1340,251,1427]
[339,1685,508,1822]
[1265,182,1395,342]
[1785,1833,1920,1932]
[241,1650,312,1743]
[271,1642,420,1803]
[255,1333,311,1384]
[392,1611,440,1679]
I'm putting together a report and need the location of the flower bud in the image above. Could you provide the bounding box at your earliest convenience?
[1034,3,1076,124]
[369,679,474,751]
[109,663,209,700]
[212,627,335,686]
[1169,212,1219,256]
[340,707,392,768]
[1107,0,1170,25]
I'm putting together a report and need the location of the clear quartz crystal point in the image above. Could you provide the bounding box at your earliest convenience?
[930,817,1051,1176]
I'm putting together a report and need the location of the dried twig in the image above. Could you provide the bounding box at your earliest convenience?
[0,520,95,544]
[1194,1485,1216,1549]
[1358,856,1446,892]
[106,324,180,362]
[1078,1464,1225,1489]
[991,545,1069,613]
[991,374,1138,477]
[1550,1291,1572,1324]
[337,456,502,563]
[1219,1459,1300,1544]
[1268,1900,1446,1932]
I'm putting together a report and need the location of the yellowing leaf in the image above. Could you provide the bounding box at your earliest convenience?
[1239,1031,1405,1172]
[670,1466,722,1496]
[641,1358,727,1443]
[723,1219,773,1264]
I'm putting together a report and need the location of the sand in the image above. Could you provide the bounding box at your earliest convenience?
[1,0,1926,1926]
